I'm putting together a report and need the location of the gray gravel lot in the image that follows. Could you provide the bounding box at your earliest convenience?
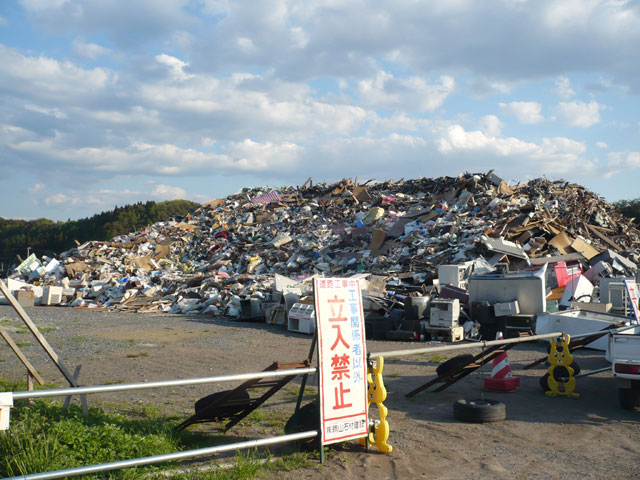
[1,305,639,479]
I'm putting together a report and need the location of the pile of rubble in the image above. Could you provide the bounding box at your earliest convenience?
[4,171,640,340]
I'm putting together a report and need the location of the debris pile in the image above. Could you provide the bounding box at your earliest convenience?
[4,171,640,340]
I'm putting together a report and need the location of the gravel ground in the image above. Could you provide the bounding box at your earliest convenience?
[1,305,639,479]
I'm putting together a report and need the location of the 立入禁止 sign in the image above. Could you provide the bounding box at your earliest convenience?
[314,278,368,445]
[624,279,640,324]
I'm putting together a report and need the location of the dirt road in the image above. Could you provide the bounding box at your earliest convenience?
[1,306,638,479]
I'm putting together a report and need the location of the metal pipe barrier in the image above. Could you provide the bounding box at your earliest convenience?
[11,367,317,400]
[369,331,565,358]
[370,324,638,359]
[2,431,319,480]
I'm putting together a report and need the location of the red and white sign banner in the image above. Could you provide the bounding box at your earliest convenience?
[624,279,640,324]
[314,278,368,445]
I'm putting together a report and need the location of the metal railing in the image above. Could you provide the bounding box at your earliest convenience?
[11,367,317,400]
[3,367,319,480]
[369,331,565,358]
[370,324,639,359]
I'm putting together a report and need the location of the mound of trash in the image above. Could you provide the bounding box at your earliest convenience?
[5,171,639,339]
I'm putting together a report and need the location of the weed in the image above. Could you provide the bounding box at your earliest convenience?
[15,342,31,348]
[38,326,58,334]
[430,354,448,363]
[0,400,180,478]
[126,352,149,358]
[134,403,160,418]
[268,452,313,472]
[0,380,315,480]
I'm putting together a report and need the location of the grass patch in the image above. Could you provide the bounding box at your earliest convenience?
[239,408,289,429]
[429,354,448,363]
[38,326,58,334]
[126,352,150,358]
[0,390,316,479]
[15,342,31,348]
[0,400,181,479]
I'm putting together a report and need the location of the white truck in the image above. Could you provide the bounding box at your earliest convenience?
[609,330,640,410]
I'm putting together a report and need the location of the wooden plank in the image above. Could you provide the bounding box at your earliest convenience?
[529,253,584,265]
[587,224,621,251]
[0,326,45,385]
[0,279,78,387]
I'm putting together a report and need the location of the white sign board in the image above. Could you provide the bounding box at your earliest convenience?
[624,279,640,324]
[314,278,368,445]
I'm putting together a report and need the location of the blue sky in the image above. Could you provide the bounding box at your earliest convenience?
[1,0,639,221]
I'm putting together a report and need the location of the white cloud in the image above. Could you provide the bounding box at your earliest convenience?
[608,151,640,169]
[499,101,544,124]
[27,183,45,194]
[554,76,575,99]
[4,0,640,221]
[8,131,302,176]
[436,124,592,175]
[556,100,602,127]
[224,139,302,170]
[20,0,197,48]
[24,103,67,119]
[289,26,309,49]
[357,71,455,112]
[151,184,187,200]
[20,0,70,11]
[236,37,255,53]
[595,141,608,148]
[155,53,192,80]
[479,115,502,137]
[44,193,71,206]
[0,45,112,103]
[0,15,7,26]
[72,38,110,59]
[42,186,193,213]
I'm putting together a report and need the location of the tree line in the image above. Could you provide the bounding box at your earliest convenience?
[0,200,200,263]
[613,199,640,226]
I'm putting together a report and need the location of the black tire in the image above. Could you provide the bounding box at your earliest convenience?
[194,389,251,420]
[618,388,638,410]
[285,402,320,450]
[436,354,474,377]
[453,398,506,423]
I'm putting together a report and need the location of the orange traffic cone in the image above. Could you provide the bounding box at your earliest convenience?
[484,331,520,392]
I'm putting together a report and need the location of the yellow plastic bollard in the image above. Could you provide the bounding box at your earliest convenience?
[545,334,580,399]
[359,356,393,453]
